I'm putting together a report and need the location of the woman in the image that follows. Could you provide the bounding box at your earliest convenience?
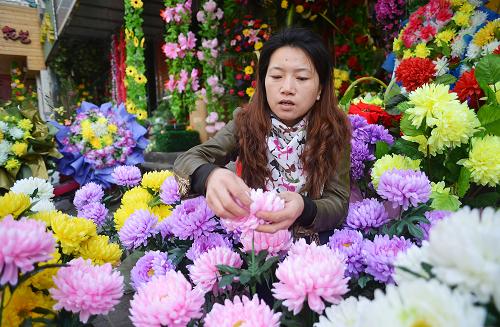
[173,27,351,243]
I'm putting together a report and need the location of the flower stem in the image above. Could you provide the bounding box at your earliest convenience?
[0,286,5,326]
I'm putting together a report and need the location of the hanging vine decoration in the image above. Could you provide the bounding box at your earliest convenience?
[124,0,148,121]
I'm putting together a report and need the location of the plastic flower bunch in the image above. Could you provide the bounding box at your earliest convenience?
[0,113,33,172]
[458,134,500,187]
[401,83,481,156]
[52,101,148,187]
[466,18,499,60]
[333,68,351,96]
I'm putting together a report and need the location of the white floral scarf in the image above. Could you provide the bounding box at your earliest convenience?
[265,115,307,193]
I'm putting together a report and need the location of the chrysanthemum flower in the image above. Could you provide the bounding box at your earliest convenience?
[316,296,368,327]
[141,170,173,192]
[272,239,349,314]
[78,202,108,226]
[131,250,175,290]
[113,202,150,230]
[51,215,97,255]
[167,196,217,240]
[73,182,104,210]
[407,83,458,128]
[395,57,436,92]
[204,295,281,327]
[377,169,431,210]
[189,246,243,293]
[453,69,485,110]
[371,154,421,188]
[458,135,500,187]
[50,258,124,323]
[221,189,284,232]
[240,229,293,257]
[186,233,233,261]
[359,279,486,327]
[78,235,122,266]
[2,284,55,326]
[419,210,452,241]
[328,229,365,277]
[11,176,54,201]
[345,198,390,231]
[122,186,153,204]
[118,209,158,250]
[160,175,180,204]
[0,191,31,218]
[129,270,204,327]
[112,165,142,187]
[27,249,61,290]
[363,235,413,284]
[0,216,55,285]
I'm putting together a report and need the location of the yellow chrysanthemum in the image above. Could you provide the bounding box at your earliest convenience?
[296,4,304,13]
[407,83,459,128]
[281,0,288,9]
[130,0,143,9]
[122,186,154,205]
[261,24,268,29]
[51,215,97,255]
[79,235,122,266]
[150,204,173,222]
[136,110,148,120]
[242,29,250,37]
[402,49,414,59]
[451,0,465,6]
[102,134,114,146]
[254,41,263,51]
[126,66,138,77]
[81,120,94,140]
[371,154,421,188]
[114,203,149,230]
[11,141,28,156]
[458,135,500,187]
[28,250,61,290]
[414,43,430,58]
[0,191,31,218]
[17,83,25,89]
[453,11,470,27]
[334,78,342,89]
[126,101,137,114]
[141,170,173,192]
[108,123,118,133]
[459,2,475,13]
[134,74,147,84]
[246,87,255,97]
[427,102,481,155]
[90,137,102,149]
[17,118,33,131]
[5,158,20,171]
[1,285,55,327]
[392,38,402,52]
[473,19,499,47]
[434,29,455,46]
[244,66,254,75]
[29,210,68,227]
[16,96,25,102]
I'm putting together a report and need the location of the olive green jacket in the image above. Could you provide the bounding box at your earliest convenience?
[173,118,351,234]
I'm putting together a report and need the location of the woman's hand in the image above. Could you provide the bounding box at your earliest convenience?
[206,168,252,219]
[256,191,304,233]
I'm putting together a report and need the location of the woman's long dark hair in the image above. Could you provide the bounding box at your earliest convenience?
[235,27,351,199]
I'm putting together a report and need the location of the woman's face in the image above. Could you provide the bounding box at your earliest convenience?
[265,46,321,126]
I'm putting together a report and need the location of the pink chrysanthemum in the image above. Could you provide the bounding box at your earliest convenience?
[50,258,123,323]
[0,215,55,286]
[240,229,292,258]
[272,239,349,314]
[204,295,281,327]
[129,270,204,327]
[377,169,431,210]
[221,189,284,232]
[189,246,243,293]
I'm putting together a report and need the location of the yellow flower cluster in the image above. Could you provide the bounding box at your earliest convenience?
[0,191,30,218]
[371,154,421,188]
[27,250,61,290]
[473,19,499,47]
[50,214,97,255]
[80,116,117,150]
[1,285,55,327]
[405,84,481,156]
[434,29,456,46]
[142,170,174,191]
[130,0,143,9]
[458,135,500,187]
[414,43,431,58]
[124,66,148,119]
[333,69,350,89]
[79,234,122,266]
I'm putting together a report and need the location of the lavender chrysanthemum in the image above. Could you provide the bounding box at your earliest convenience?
[346,198,390,232]
[130,250,174,290]
[112,165,142,187]
[118,209,158,250]
[349,114,369,131]
[328,229,365,277]
[377,169,431,210]
[168,196,218,240]
[155,218,171,239]
[420,210,452,241]
[186,233,233,261]
[160,175,180,205]
[363,235,413,283]
[351,139,375,180]
[73,182,104,210]
[364,124,394,145]
[78,202,108,226]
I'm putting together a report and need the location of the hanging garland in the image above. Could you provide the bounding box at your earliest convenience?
[161,0,199,125]
[111,30,127,105]
[196,0,226,119]
[124,0,148,121]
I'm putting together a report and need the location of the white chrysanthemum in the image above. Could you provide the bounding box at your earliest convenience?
[0,140,12,152]
[482,40,500,56]
[359,279,486,327]
[9,127,24,139]
[91,121,108,137]
[451,34,466,57]
[12,177,54,200]
[31,198,56,212]
[470,11,487,30]
[393,243,430,284]
[315,296,368,327]
[433,57,449,77]
[426,207,500,308]
[466,43,481,59]
[0,121,8,133]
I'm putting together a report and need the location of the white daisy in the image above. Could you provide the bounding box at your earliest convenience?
[315,296,368,327]
[9,127,24,139]
[466,43,481,59]
[0,121,8,133]
[11,176,54,200]
[451,34,466,57]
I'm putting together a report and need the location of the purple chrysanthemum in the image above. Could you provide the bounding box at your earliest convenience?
[160,175,180,205]
[377,169,431,210]
[363,234,413,284]
[345,198,390,232]
[349,114,369,131]
[73,182,104,210]
[118,209,158,250]
[351,139,375,180]
[364,124,394,145]
[130,250,175,290]
[155,218,171,239]
[168,196,218,240]
[78,202,108,226]
[420,210,452,241]
[328,229,365,277]
[112,165,142,187]
[186,233,233,261]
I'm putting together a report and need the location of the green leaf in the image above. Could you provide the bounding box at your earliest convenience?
[396,101,413,113]
[239,271,252,285]
[430,192,461,211]
[407,223,425,239]
[390,138,425,160]
[375,141,390,159]
[257,256,279,275]
[477,105,500,136]
[217,265,241,275]
[475,54,500,86]
[255,250,269,265]
[385,94,407,111]
[395,221,406,235]
[465,191,500,208]
[421,262,435,278]
[433,74,457,85]
[357,275,372,288]
[400,114,423,137]
[218,274,235,288]
[457,166,471,197]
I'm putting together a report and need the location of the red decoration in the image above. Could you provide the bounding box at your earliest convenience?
[349,101,400,127]
[453,69,485,110]
[395,57,436,92]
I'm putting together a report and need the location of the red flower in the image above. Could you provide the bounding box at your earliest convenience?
[348,101,399,127]
[237,90,245,97]
[334,44,350,57]
[236,73,243,80]
[229,89,235,95]
[419,25,437,41]
[347,56,361,71]
[395,57,436,92]
[355,35,369,45]
[494,45,500,55]
[453,69,485,110]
